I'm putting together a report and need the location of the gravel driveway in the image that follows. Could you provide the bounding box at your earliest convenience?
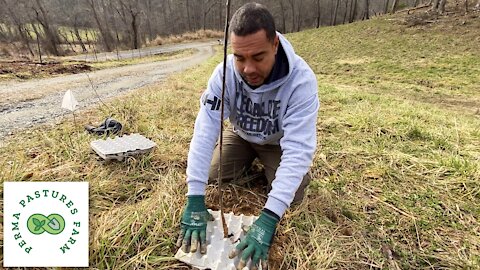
[0,41,215,140]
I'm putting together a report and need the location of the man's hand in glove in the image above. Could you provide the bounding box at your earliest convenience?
[229,209,279,270]
[176,195,213,254]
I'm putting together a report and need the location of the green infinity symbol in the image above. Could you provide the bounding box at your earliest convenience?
[27,213,65,235]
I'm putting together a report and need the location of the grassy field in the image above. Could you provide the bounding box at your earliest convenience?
[0,10,479,270]
[10,24,97,42]
[0,23,99,43]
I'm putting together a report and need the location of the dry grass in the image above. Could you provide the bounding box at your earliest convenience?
[149,29,223,46]
[1,10,479,270]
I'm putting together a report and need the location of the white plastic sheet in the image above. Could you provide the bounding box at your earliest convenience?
[90,133,156,160]
[61,90,78,111]
[175,210,261,270]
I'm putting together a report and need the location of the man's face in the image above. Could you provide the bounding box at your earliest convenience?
[231,30,279,87]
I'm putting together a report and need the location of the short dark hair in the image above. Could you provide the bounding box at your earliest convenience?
[229,2,276,42]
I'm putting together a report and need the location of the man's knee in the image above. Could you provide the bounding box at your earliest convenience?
[292,173,311,205]
[208,161,220,184]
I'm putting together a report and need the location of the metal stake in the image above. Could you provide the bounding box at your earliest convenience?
[218,0,232,239]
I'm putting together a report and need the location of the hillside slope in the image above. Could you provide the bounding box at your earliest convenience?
[0,10,479,270]
[282,10,480,269]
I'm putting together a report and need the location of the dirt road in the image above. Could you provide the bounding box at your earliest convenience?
[0,41,215,140]
[68,41,217,62]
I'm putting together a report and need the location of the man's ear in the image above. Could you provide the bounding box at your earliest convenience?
[274,35,279,54]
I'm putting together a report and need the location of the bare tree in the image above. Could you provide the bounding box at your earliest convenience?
[115,1,131,46]
[390,0,400,13]
[0,25,8,43]
[118,0,141,49]
[0,0,424,57]
[31,0,62,56]
[71,15,87,53]
[288,0,296,32]
[182,0,190,31]
[332,0,340,25]
[296,0,304,31]
[31,22,43,62]
[202,0,217,30]
[279,0,287,32]
[350,0,358,23]
[384,0,390,13]
[431,0,448,13]
[343,0,350,24]
[363,0,370,19]
[316,0,322,28]
[142,0,155,41]
[1,0,35,57]
[87,0,113,51]
[159,1,169,35]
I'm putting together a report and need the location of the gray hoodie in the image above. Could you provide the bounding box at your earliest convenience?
[186,33,319,217]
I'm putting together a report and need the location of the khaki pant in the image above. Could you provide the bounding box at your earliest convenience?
[208,129,310,204]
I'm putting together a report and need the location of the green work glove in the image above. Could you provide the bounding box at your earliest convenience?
[176,195,213,254]
[229,210,279,270]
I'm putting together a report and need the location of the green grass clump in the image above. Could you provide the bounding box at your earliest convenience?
[1,11,479,270]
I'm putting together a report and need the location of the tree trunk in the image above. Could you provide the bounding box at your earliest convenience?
[107,0,120,55]
[431,0,447,13]
[186,0,192,31]
[31,23,43,63]
[87,0,112,51]
[350,0,358,23]
[364,0,370,20]
[33,0,62,56]
[71,30,86,52]
[296,0,303,31]
[131,11,139,49]
[440,0,448,12]
[279,0,287,32]
[0,27,8,42]
[101,0,115,46]
[59,31,76,53]
[144,0,154,41]
[160,1,168,35]
[316,0,321,28]
[73,16,87,52]
[216,0,221,31]
[118,0,141,49]
[288,0,296,32]
[332,0,340,25]
[391,0,399,13]
[1,0,35,57]
[384,0,390,13]
[203,0,216,31]
[115,3,131,46]
[343,0,349,24]
[431,0,440,10]
[166,0,176,34]
[23,25,36,57]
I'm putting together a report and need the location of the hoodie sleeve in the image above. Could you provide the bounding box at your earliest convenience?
[265,69,319,217]
[186,64,230,195]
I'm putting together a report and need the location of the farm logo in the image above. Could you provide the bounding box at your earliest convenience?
[3,182,89,267]
[27,213,65,235]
